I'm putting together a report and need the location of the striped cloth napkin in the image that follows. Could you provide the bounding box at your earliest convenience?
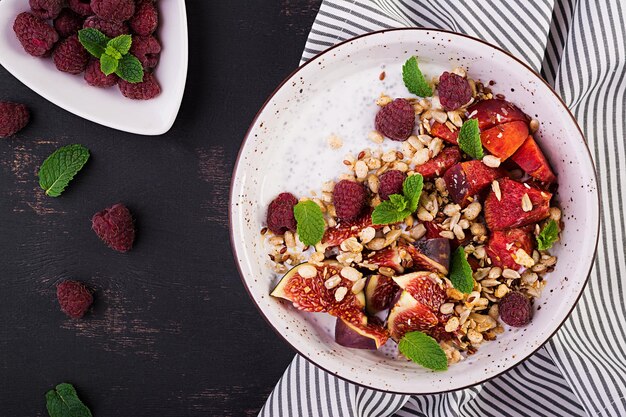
[260,1,626,416]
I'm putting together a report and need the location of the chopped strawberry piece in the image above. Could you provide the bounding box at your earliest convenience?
[430,121,458,144]
[484,178,551,231]
[486,228,534,270]
[444,160,506,206]
[322,210,382,247]
[468,98,529,130]
[363,247,404,273]
[414,146,461,179]
[511,135,556,183]
[480,120,529,160]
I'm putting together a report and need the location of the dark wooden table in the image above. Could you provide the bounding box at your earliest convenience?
[0,1,321,415]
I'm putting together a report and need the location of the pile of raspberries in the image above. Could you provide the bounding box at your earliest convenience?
[13,0,161,100]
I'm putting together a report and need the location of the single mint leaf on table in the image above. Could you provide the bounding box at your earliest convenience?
[372,199,409,225]
[402,56,433,97]
[449,246,474,294]
[115,54,144,83]
[457,119,484,160]
[46,382,92,417]
[537,219,559,250]
[398,331,448,371]
[402,173,424,212]
[294,200,325,246]
[107,34,132,55]
[99,53,119,75]
[77,28,109,58]
[38,144,90,197]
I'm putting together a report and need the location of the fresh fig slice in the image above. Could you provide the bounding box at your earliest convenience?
[364,274,400,315]
[361,246,405,273]
[402,240,449,275]
[335,317,389,349]
[321,209,382,247]
[271,261,366,325]
[392,272,447,312]
[387,291,439,340]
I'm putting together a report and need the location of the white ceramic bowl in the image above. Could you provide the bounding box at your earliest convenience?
[230,29,599,393]
[0,0,187,135]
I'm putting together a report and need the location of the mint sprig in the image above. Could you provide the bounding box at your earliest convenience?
[402,56,433,97]
[398,331,448,371]
[537,219,559,250]
[372,174,423,225]
[294,200,325,246]
[449,246,474,294]
[78,28,144,83]
[38,144,90,197]
[457,119,484,160]
[45,383,92,417]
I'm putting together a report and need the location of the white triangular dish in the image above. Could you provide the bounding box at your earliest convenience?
[0,0,187,135]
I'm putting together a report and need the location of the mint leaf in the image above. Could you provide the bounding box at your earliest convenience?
[402,173,424,212]
[398,331,448,371]
[115,54,144,83]
[100,54,118,75]
[38,144,90,197]
[294,200,325,246]
[372,200,409,225]
[458,119,484,160]
[104,44,122,60]
[108,34,132,55]
[537,219,559,250]
[78,28,109,58]
[46,383,92,417]
[402,56,433,97]
[449,246,474,294]
[388,194,407,211]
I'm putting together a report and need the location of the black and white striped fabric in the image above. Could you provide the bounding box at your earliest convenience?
[260,1,626,416]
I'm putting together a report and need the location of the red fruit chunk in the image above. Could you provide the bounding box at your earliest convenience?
[13,12,59,57]
[387,291,439,340]
[29,0,63,19]
[375,98,415,141]
[486,228,534,270]
[393,272,447,312]
[335,318,389,349]
[364,274,399,315]
[511,135,556,183]
[444,160,505,207]
[119,72,161,100]
[414,146,461,179]
[91,203,135,252]
[53,9,84,38]
[266,192,297,235]
[423,221,442,239]
[438,71,472,111]
[91,0,135,22]
[378,169,406,200]
[363,247,404,273]
[130,0,159,36]
[0,102,30,138]
[468,98,529,130]
[322,210,381,247]
[56,280,93,319]
[333,180,367,221]
[83,16,129,38]
[484,178,551,231]
[499,291,532,327]
[480,120,529,160]
[129,35,161,69]
[403,239,450,275]
[68,0,92,16]
[430,121,458,144]
[84,59,119,88]
[53,34,89,74]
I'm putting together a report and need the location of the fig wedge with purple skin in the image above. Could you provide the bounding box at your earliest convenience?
[387,291,439,341]
[392,272,447,313]
[335,317,389,349]
[402,239,450,275]
[364,274,400,316]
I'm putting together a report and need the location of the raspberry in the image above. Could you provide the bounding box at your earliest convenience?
[83,16,129,38]
[499,291,532,327]
[84,59,119,87]
[53,9,84,38]
[13,12,59,57]
[378,170,406,200]
[374,98,415,141]
[0,102,30,138]
[57,280,93,319]
[118,72,161,100]
[130,35,161,69]
[92,203,135,252]
[266,193,298,235]
[333,180,367,221]
[438,72,472,111]
[53,34,89,74]
[29,0,63,19]
[130,0,158,36]
[67,0,92,17]
[92,0,135,23]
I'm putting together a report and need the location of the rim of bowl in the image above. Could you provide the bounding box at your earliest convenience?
[229,27,600,394]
